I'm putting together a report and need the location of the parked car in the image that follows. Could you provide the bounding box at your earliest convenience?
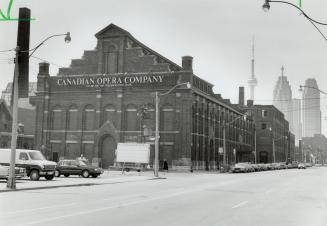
[305,163,312,168]
[55,159,104,178]
[251,164,260,172]
[298,163,306,169]
[231,162,252,173]
[257,163,268,171]
[0,165,26,180]
[266,163,274,170]
[279,162,287,170]
[272,163,281,170]
[0,149,56,181]
[291,161,299,169]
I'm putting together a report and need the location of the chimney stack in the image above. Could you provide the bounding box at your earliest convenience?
[38,62,49,76]
[239,87,245,106]
[182,56,193,72]
[247,99,254,107]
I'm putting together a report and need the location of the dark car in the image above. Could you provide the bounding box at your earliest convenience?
[55,160,104,178]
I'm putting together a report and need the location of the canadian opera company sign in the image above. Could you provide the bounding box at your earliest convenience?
[52,74,176,90]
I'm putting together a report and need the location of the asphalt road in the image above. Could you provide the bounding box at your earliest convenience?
[1,168,327,226]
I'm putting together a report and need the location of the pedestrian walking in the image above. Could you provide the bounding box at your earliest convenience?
[163,160,168,174]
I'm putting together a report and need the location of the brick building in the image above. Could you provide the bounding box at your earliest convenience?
[0,100,34,149]
[302,134,327,165]
[244,103,294,163]
[31,24,255,170]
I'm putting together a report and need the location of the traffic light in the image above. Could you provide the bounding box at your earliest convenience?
[16,8,31,98]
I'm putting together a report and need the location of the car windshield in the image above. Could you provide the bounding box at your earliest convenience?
[28,152,46,160]
[78,160,87,166]
[237,163,249,165]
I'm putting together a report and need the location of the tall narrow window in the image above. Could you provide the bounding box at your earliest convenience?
[103,104,117,127]
[83,105,95,131]
[104,45,118,74]
[52,106,64,130]
[162,104,174,131]
[126,104,137,131]
[68,105,78,130]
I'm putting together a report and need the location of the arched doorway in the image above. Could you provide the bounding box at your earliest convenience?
[99,135,117,169]
[259,151,268,163]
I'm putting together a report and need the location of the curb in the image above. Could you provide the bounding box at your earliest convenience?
[0,177,161,193]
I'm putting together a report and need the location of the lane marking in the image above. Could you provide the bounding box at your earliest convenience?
[2,203,76,216]
[231,201,248,209]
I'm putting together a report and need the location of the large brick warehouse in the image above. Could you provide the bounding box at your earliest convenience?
[31,24,255,170]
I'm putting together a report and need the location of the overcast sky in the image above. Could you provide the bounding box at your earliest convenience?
[0,0,327,135]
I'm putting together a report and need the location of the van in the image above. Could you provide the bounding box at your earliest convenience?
[0,149,57,181]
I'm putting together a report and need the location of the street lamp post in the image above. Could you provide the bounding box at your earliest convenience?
[272,135,287,163]
[6,32,71,189]
[262,0,327,41]
[154,82,191,177]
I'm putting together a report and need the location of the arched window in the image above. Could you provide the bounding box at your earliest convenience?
[125,104,137,131]
[143,104,155,131]
[161,104,174,131]
[52,105,64,130]
[104,44,118,74]
[103,104,117,127]
[68,105,78,130]
[83,105,95,130]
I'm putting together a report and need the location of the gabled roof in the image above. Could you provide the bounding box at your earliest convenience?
[95,23,131,38]
[95,23,182,71]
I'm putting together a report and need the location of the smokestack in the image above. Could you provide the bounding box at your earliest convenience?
[182,56,193,72]
[38,62,50,75]
[239,87,245,106]
[247,100,254,107]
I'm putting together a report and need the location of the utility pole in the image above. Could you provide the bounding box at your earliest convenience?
[154,92,159,177]
[254,129,257,164]
[7,8,31,189]
[272,139,276,163]
[223,124,226,169]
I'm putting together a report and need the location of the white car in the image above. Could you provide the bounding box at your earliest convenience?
[0,165,26,180]
[298,163,306,169]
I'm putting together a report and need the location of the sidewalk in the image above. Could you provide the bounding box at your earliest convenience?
[0,170,159,193]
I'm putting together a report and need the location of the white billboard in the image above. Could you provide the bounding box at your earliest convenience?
[115,143,150,164]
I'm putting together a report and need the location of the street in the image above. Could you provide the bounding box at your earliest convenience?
[1,168,327,226]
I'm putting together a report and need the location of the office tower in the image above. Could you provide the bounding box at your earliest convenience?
[302,78,321,137]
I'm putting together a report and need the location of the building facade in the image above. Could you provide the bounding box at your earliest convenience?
[0,100,34,149]
[291,98,302,141]
[302,78,321,137]
[302,134,327,165]
[244,103,294,163]
[1,82,37,109]
[31,24,255,170]
[272,67,302,141]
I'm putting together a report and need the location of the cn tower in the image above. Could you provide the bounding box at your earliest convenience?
[248,37,258,101]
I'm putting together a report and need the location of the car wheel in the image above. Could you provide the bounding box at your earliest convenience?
[30,170,40,181]
[64,174,70,177]
[91,174,98,178]
[55,170,61,177]
[45,175,54,180]
[82,170,89,178]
